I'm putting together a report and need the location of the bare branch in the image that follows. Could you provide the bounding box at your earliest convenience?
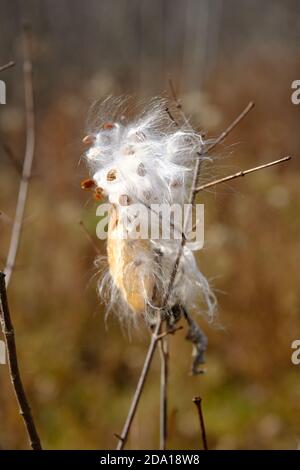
[115,319,183,451]
[194,156,291,193]
[193,396,208,450]
[116,318,163,450]
[165,106,179,127]
[205,101,254,154]
[168,78,190,127]
[159,334,168,450]
[0,61,15,73]
[168,78,181,110]
[4,25,35,287]
[155,325,183,341]
[0,272,42,450]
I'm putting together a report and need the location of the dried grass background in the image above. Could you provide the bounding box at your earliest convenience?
[0,0,299,449]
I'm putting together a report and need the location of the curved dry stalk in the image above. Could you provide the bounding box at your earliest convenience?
[4,25,35,287]
[168,78,189,126]
[115,101,254,450]
[0,272,42,450]
[0,25,42,451]
[116,318,163,450]
[115,322,182,450]
[159,333,168,450]
[193,396,208,450]
[205,101,254,154]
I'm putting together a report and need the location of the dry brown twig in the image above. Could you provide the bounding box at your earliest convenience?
[194,156,291,193]
[0,25,42,450]
[159,332,168,450]
[168,77,189,126]
[190,156,292,234]
[116,321,182,450]
[116,96,259,450]
[0,273,42,450]
[4,25,35,287]
[193,396,208,450]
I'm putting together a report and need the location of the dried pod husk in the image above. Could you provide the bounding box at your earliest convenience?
[94,187,105,201]
[102,122,115,130]
[107,205,156,314]
[83,97,216,324]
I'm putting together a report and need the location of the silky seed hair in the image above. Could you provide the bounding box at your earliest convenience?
[83,97,216,324]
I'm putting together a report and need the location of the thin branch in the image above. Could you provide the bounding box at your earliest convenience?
[168,77,189,126]
[194,156,291,193]
[193,396,208,450]
[4,25,35,287]
[168,78,182,110]
[116,318,163,450]
[156,325,183,341]
[159,333,168,450]
[115,321,182,450]
[205,101,254,154]
[0,61,15,73]
[0,272,42,450]
[165,106,179,127]
[79,221,101,256]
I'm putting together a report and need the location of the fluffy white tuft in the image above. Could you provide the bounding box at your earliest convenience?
[84,97,216,323]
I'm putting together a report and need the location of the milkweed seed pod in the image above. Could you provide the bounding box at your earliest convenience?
[83,97,216,324]
[106,203,156,314]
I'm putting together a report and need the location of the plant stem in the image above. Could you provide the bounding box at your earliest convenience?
[159,332,169,450]
[193,396,208,450]
[0,272,42,450]
[4,25,35,287]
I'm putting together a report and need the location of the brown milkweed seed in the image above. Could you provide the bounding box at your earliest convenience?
[102,122,115,130]
[94,187,105,201]
[81,178,95,190]
[137,162,146,176]
[106,169,117,181]
[82,135,95,145]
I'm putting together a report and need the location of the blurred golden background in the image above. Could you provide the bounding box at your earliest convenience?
[0,0,299,450]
